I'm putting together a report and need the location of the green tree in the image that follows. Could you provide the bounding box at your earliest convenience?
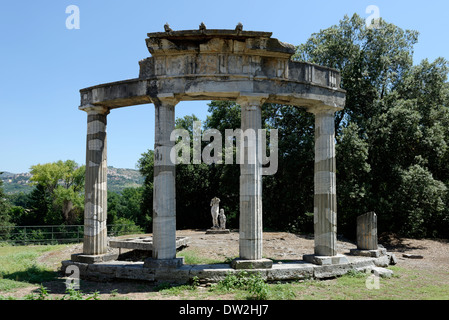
[296,13,449,238]
[137,150,154,231]
[29,160,85,224]
[0,174,14,240]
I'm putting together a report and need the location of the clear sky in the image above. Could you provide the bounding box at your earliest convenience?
[1,0,448,173]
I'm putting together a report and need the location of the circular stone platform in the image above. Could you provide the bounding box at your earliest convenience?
[61,254,394,285]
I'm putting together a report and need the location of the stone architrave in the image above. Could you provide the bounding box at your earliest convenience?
[80,104,109,256]
[357,212,378,250]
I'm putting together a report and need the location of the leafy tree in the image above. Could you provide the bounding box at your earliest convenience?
[137,150,154,231]
[0,174,14,240]
[29,160,85,224]
[295,14,418,132]
[296,13,449,238]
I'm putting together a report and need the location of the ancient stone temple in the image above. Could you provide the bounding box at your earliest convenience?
[69,24,351,277]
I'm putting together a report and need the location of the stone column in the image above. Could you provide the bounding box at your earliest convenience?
[357,212,378,250]
[313,110,337,257]
[304,108,347,265]
[80,105,109,257]
[145,95,183,268]
[232,94,272,269]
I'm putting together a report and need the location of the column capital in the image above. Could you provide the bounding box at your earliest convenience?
[79,104,110,115]
[236,93,269,107]
[152,93,179,107]
[308,104,338,116]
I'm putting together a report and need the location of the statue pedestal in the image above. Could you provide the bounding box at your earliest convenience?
[206,229,230,234]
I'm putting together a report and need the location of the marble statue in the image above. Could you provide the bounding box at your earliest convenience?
[210,197,220,229]
[219,208,226,230]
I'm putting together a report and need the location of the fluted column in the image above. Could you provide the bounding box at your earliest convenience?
[152,96,178,260]
[313,110,337,257]
[80,104,109,256]
[236,94,267,263]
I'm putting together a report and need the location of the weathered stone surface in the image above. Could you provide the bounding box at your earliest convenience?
[368,266,394,278]
[143,257,184,269]
[349,248,386,258]
[303,254,349,266]
[238,95,266,261]
[81,30,345,112]
[189,264,234,283]
[80,105,110,256]
[152,97,178,261]
[312,110,338,257]
[402,254,424,259]
[357,212,378,250]
[71,251,118,264]
[266,263,313,281]
[373,254,390,267]
[109,236,189,251]
[231,258,273,270]
[115,264,155,281]
[388,252,398,265]
[61,252,394,284]
[313,263,353,279]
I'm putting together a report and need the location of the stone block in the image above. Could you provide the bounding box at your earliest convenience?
[231,258,273,270]
[349,248,386,258]
[116,265,155,281]
[143,257,184,269]
[368,266,394,278]
[388,253,398,265]
[154,265,192,284]
[303,254,349,266]
[373,254,390,267]
[267,263,313,281]
[71,251,119,264]
[189,264,234,283]
[313,263,352,279]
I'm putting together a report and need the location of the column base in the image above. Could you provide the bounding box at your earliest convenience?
[303,254,349,265]
[349,247,387,258]
[206,229,230,235]
[231,258,273,270]
[71,251,119,264]
[143,257,184,269]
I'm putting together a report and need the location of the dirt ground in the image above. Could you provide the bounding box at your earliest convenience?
[8,229,449,300]
[37,229,449,271]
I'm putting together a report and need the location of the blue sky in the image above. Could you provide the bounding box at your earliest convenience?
[0,0,448,173]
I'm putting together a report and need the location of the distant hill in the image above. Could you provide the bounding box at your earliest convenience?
[0,167,144,195]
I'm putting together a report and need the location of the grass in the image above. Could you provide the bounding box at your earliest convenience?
[0,244,64,292]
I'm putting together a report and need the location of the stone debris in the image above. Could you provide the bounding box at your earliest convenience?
[402,254,424,259]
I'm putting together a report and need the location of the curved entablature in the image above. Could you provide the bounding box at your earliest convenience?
[79,28,345,112]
